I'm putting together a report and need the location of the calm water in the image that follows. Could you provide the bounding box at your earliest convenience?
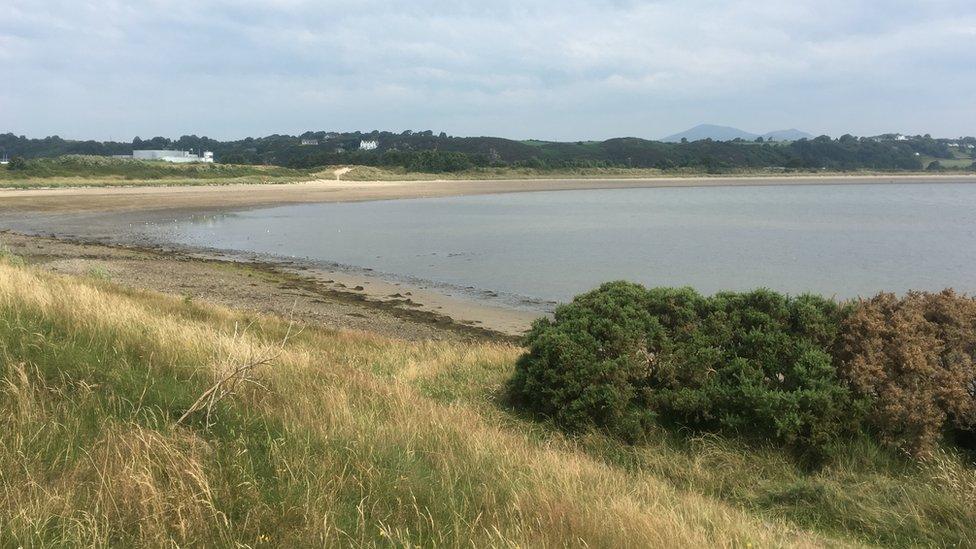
[149,184,976,308]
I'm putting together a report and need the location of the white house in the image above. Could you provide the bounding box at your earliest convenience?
[300,139,319,146]
[359,140,379,151]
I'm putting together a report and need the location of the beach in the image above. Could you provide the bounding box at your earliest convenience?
[0,231,533,340]
[3,174,975,339]
[3,174,974,214]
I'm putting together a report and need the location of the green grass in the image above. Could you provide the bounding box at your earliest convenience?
[1,258,974,546]
[0,246,25,266]
[918,150,976,169]
[331,164,950,182]
[5,154,971,189]
[0,155,317,188]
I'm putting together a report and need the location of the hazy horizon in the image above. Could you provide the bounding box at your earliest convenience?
[3,1,974,142]
[4,125,968,145]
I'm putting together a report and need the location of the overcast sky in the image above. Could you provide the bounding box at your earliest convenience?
[2,0,974,141]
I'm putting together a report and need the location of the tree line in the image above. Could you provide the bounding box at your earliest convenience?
[3,131,974,173]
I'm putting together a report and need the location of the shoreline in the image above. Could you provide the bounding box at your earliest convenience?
[0,231,532,340]
[165,241,545,336]
[2,173,974,215]
[3,174,975,338]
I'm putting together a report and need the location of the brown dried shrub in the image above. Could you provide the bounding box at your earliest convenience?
[836,290,976,457]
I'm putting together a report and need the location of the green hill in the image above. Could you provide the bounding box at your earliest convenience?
[4,131,974,173]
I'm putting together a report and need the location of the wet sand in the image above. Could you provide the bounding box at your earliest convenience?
[0,232,528,341]
[3,174,974,215]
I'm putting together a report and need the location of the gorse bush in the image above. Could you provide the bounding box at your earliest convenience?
[510,282,976,462]
[508,282,864,459]
[837,290,976,457]
[642,288,863,461]
[507,281,659,439]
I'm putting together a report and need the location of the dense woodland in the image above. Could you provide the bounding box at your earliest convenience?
[2,131,974,173]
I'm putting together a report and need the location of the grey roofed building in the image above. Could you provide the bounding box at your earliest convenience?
[119,150,214,163]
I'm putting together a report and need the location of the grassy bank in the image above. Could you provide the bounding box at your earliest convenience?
[322,164,974,182]
[3,156,972,189]
[1,256,975,546]
[0,156,317,188]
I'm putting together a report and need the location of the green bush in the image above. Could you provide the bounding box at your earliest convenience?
[6,156,27,170]
[508,282,865,459]
[508,281,659,439]
[405,150,473,173]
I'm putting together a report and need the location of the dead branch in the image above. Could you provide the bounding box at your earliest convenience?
[177,304,300,429]
[176,353,277,428]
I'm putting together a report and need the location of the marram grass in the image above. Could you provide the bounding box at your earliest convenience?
[0,258,973,547]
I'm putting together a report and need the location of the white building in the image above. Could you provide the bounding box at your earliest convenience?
[124,150,214,163]
[359,140,379,151]
[300,139,319,146]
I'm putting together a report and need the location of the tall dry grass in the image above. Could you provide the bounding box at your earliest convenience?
[1,258,973,547]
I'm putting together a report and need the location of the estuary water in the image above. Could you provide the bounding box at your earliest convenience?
[148,183,976,309]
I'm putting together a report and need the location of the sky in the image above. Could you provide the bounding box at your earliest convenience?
[2,0,974,142]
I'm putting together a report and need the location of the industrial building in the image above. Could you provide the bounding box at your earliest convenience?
[114,150,214,163]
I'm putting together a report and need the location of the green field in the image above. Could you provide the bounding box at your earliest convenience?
[1,252,974,547]
[919,148,976,169]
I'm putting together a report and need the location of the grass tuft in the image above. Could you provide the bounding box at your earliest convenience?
[0,246,25,266]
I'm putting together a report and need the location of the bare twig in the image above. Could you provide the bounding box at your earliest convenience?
[176,354,277,427]
[177,302,301,428]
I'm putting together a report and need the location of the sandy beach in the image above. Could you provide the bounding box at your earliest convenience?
[3,174,974,214]
[3,174,975,338]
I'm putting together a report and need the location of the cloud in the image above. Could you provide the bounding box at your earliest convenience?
[1,0,973,140]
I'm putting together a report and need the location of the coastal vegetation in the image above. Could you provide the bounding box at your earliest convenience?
[508,284,863,462]
[510,282,976,463]
[4,130,975,175]
[2,251,976,546]
[837,291,976,457]
[8,156,970,190]
[0,155,313,188]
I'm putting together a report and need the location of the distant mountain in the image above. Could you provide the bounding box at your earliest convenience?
[661,124,758,142]
[761,129,814,141]
[661,124,813,142]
